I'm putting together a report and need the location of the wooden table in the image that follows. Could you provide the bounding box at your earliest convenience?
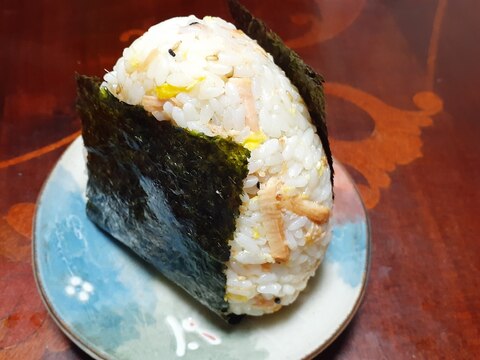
[1,0,479,358]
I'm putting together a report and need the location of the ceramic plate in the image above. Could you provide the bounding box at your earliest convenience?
[33,137,370,360]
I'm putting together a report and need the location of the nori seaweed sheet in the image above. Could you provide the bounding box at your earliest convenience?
[227,0,334,184]
[77,75,250,318]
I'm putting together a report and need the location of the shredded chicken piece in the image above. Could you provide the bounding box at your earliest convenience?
[229,77,259,131]
[258,178,290,263]
[305,223,324,244]
[278,194,330,225]
[258,177,330,262]
[253,295,282,310]
[137,48,159,72]
[169,97,183,107]
[142,95,165,113]
[261,263,272,272]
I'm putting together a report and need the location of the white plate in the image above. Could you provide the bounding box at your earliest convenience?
[34,137,370,360]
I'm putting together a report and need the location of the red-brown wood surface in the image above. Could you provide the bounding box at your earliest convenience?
[1,0,479,359]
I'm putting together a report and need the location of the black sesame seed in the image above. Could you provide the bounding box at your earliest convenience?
[274,297,281,304]
[189,21,199,25]
[168,49,176,57]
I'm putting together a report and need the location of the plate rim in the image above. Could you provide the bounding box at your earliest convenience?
[32,136,371,360]
[32,138,113,360]
[303,160,372,359]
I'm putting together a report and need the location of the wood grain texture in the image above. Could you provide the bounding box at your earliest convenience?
[1,0,479,358]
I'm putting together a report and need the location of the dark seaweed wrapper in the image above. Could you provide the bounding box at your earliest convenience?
[77,75,249,319]
[228,0,334,184]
